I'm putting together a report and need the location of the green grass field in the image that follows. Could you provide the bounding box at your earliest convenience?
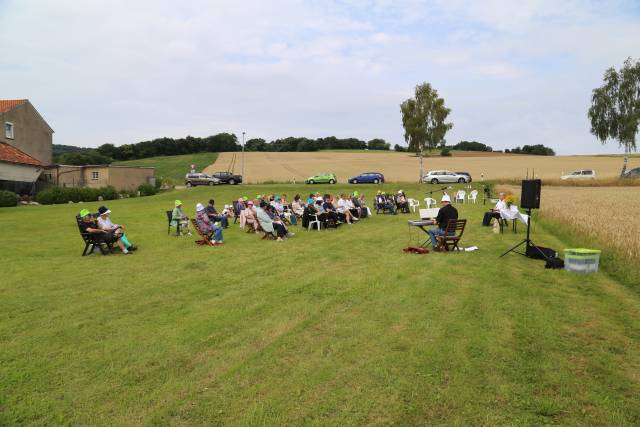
[113,152,219,184]
[1,183,640,425]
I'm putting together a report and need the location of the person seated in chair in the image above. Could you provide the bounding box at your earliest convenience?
[79,208,131,254]
[241,200,259,232]
[322,194,343,225]
[396,190,409,213]
[428,195,459,250]
[195,203,224,244]
[96,206,137,251]
[171,200,191,235]
[205,199,229,228]
[256,201,290,241]
[383,193,397,214]
[482,192,506,226]
[350,191,366,218]
[292,194,305,217]
[337,193,358,223]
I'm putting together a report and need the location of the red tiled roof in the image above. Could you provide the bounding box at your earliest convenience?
[0,99,28,113]
[0,142,43,166]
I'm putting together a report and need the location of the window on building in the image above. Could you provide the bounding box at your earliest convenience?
[92,171,99,180]
[5,122,14,139]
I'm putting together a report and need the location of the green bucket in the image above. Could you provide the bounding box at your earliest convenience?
[564,248,601,274]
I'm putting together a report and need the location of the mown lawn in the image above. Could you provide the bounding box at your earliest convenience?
[1,183,639,425]
[113,152,219,184]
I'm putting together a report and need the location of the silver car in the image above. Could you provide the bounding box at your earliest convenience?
[422,170,470,184]
[184,173,221,187]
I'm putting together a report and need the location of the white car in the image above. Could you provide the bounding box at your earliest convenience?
[422,170,471,184]
[561,169,596,180]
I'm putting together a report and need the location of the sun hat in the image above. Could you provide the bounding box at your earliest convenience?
[247,200,254,206]
[196,203,205,211]
[79,208,91,217]
[441,194,451,203]
[243,196,248,201]
[175,200,182,207]
[353,191,359,197]
[98,206,110,216]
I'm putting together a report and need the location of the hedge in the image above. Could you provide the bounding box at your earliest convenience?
[35,186,120,205]
[0,190,18,207]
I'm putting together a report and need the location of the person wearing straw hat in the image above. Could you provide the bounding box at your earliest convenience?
[428,194,458,250]
[78,208,131,254]
[96,206,137,251]
[171,200,191,236]
[195,203,224,244]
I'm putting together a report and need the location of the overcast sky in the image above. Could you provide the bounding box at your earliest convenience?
[1,0,639,154]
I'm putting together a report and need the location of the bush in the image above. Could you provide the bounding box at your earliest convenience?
[137,183,157,196]
[35,185,131,205]
[440,147,452,156]
[0,190,18,207]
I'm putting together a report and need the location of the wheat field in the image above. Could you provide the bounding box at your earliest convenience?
[206,151,636,183]
[500,185,640,263]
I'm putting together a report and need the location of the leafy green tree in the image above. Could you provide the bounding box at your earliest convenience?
[588,57,640,174]
[367,138,390,150]
[400,83,453,181]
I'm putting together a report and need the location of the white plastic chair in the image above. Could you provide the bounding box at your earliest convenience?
[424,197,437,208]
[408,198,419,212]
[455,190,466,203]
[468,190,478,204]
[308,214,321,231]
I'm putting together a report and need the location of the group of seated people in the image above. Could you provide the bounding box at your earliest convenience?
[78,206,138,254]
[171,198,232,245]
[374,190,410,214]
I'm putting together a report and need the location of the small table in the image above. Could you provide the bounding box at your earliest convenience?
[499,206,529,233]
[408,219,436,247]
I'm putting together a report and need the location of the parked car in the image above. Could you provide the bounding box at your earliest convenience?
[305,172,337,184]
[211,171,243,185]
[622,167,640,178]
[455,171,473,183]
[348,172,384,184]
[561,169,596,180]
[184,173,221,187]
[422,170,470,184]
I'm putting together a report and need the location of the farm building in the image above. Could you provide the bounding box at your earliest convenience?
[45,164,155,192]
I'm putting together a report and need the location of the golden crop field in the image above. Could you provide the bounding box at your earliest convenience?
[205,151,637,183]
[500,185,640,263]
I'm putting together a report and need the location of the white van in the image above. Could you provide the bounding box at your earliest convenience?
[561,169,596,180]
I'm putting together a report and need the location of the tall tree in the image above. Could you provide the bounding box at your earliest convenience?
[400,83,453,182]
[588,57,640,175]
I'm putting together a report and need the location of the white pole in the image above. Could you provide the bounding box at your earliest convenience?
[242,131,245,184]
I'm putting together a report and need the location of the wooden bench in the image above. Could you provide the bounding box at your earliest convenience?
[436,219,467,252]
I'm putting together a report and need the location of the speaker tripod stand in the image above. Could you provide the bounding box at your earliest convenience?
[499,207,550,260]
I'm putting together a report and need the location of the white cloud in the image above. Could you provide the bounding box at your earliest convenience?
[0,0,638,154]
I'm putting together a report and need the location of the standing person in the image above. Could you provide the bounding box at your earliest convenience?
[96,206,137,251]
[78,209,131,254]
[195,203,224,244]
[172,200,191,235]
[482,192,507,226]
[428,195,459,250]
[205,198,229,228]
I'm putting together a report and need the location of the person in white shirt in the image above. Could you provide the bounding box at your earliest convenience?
[96,205,137,251]
[482,193,506,226]
[336,194,357,224]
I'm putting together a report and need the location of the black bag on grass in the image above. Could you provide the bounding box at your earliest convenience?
[526,245,557,260]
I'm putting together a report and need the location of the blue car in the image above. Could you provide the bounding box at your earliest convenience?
[348,172,384,184]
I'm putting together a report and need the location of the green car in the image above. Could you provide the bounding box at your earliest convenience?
[305,172,337,184]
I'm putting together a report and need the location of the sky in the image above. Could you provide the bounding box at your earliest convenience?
[1,0,639,155]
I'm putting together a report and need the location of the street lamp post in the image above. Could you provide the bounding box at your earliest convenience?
[241,131,246,184]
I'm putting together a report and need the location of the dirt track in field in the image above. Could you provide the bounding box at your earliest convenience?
[204,151,636,183]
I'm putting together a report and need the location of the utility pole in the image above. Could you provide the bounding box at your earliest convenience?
[242,131,246,184]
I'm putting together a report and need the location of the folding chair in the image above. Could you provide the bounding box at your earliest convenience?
[190,218,216,246]
[436,219,467,252]
[167,210,182,236]
[76,215,113,256]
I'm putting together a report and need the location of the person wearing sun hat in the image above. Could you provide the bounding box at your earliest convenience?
[96,206,137,251]
[78,208,131,254]
[194,202,223,244]
[171,200,191,235]
[428,193,459,250]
